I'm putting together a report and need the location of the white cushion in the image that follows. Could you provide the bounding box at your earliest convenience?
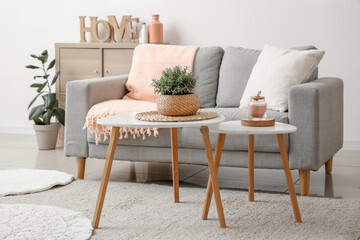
[239,44,325,112]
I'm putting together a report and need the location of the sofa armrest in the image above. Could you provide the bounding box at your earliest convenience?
[64,75,128,157]
[288,77,343,170]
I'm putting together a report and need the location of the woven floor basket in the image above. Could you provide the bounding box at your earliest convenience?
[135,110,219,122]
[157,94,200,116]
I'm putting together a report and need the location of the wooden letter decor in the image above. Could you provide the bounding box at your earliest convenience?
[79,15,139,43]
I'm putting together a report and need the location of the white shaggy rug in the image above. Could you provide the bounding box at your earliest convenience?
[0,204,93,240]
[1,180,359,240]
[0,169,73,196]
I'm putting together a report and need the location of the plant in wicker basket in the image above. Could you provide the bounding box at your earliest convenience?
[151,65,200,116]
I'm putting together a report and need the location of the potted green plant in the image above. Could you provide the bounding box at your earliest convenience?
[26,50,65,150]
[151,65,200,116]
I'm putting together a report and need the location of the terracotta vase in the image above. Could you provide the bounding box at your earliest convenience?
[148,14,163,43]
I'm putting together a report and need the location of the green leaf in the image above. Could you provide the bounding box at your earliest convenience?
[30,82,47,92]
[53,99,59,108]
[38,55,48,64]
[32,116,45,125]
[53,108,65,126]
[42,110,53,124]
[29,105,45,120]
[41,50,48,56]
[37,82,47,93]
[30,54,38,59]
[43,74,50,79]
[25,65,40,69]
[42,93,56,109]
[47,59,55,70]
[51,71,60,86]
[30,83,43,88]
[28,92,43,109]
[33,75,44,79]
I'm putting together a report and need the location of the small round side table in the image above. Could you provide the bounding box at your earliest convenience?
[202,121,302,226]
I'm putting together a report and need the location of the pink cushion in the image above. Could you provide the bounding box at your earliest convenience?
[123,44,199,102]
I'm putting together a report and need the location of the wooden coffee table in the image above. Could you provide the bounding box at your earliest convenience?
[202,121,302,227]
[93,112,226,228]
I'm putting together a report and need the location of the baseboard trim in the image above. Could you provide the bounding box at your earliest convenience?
[0,124,34,135]
[342,140,360,151]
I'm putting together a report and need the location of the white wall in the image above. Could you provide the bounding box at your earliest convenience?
[0,0,359,147]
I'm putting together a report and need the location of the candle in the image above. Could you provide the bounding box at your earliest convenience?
[248,91,267,120]
[249,102,266,118]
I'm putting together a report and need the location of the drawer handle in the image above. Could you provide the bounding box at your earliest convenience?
[105,70,109,74]
[94,70,99,74]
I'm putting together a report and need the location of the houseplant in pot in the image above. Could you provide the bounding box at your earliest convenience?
[26,50,65,150]
[151,65,200,116]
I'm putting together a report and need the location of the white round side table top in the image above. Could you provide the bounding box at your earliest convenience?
[97,112,225,128]
[209,121,297,135]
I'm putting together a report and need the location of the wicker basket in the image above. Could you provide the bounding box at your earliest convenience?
[157,93,200,116]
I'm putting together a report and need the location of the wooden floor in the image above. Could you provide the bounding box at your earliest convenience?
[0,133,359,200]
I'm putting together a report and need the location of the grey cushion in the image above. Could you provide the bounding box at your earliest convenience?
[193,47,224,108]
[216,47,261,108]
[181,108,289,153]
[216,45,319,108]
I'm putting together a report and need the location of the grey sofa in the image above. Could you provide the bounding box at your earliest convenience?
[64,46,343,196]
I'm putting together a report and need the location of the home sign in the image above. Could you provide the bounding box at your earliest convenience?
[79,15,139,43]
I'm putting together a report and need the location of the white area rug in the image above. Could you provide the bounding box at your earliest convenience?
[0,169,73,196]
[0,204,92,240]
[1,180,359,240]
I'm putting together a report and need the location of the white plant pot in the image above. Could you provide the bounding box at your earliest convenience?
[33,123,61,150]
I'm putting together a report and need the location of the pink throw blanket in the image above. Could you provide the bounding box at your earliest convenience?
[84,44,199,143]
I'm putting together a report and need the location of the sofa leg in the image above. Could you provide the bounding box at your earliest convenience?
[325,157,333,174]
[299,170,310,196]
[76,157,86,179]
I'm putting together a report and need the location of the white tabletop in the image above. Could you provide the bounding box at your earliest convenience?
[209,121,297,135]
[97,112,225,128]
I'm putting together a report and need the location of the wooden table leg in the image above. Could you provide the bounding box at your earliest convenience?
[92,127,120,228]
[248,134,255,202]
[76,157,86,179]
[170,128,179,203]
[201,133,226,220]
[200,126,226,228]
[277,134,302,223]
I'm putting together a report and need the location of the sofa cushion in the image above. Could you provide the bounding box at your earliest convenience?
[181,108,289,152]
[216,45,318,108]
[216,46,261,108]
[124,44,199,102]
[239,45,325,112]
[193,47,224,108]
